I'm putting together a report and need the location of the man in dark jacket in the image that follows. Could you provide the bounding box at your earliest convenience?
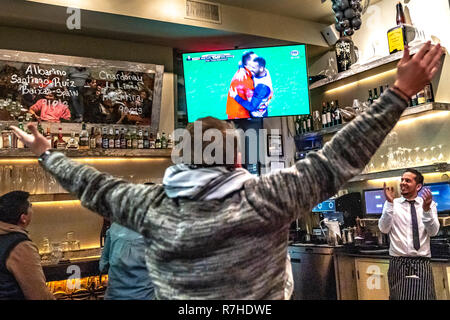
[10,42,444,299]
[0,191,54,300]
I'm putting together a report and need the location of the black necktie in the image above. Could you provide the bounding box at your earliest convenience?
[407,200,420,251]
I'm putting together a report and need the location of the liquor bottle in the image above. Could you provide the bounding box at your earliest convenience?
[102,127,109,149]
[424,83,434,103]
[155,132,162,149]
[379,86,384,96]
[89,127,96,149]
[368,89,374,105]
[126,128,132,149]
[411,94,418,107]
[56,127,66,150]
[167,134,173,149]
[17,121,25,149]
[66,132,79,149]
[161,132,168,149]
[326,102,332,128]
[143,130,150,149]
[114,128,121,149]
[120,128,127,149]
[373,88,379,101]
[37,121,44,135]
[131,129,138,149]
[396,2,406,25]
[149,133,156,149]
[79,123,89,150]
[137,130,144,149]
[306,114,312,132]
[334,100,342,125]
[301,115,307,133]
[417,89,426,105]
[321,102,327,129]
[95,127,102,149]
[313,110,322,132]
[295,116,301,135]
[45,127,52,147]
[108,127,115,149]
[329,101,336,126]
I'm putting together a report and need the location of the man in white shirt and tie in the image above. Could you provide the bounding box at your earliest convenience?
[379,168,440,300]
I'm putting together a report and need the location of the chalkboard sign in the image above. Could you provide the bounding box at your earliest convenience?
[0,49,164,131]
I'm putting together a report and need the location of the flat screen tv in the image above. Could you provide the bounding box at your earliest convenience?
[364,188,386,216]
[419,182,450,215]
[182,44,310,122]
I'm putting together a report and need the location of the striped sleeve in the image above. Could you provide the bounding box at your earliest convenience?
[246,89,408,224]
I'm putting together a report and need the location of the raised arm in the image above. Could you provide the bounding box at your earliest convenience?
[246,42,444,223]
[10,123,163,235]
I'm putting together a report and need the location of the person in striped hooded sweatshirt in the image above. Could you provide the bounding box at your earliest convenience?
[11,42,444,299]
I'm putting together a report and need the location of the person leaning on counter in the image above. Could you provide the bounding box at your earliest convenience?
[379,169,440,300]
[10,42,444,300]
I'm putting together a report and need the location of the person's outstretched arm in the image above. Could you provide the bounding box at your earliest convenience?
[246,42,444,223]
[10,124,163,234]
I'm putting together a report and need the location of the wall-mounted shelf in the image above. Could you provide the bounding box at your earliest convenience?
[309,44,425,90]
[0,148,173,158]
[348,162,449,183]
[295,102,450,139]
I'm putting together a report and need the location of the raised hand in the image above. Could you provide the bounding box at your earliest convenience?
[383,182,396,203]
[394,41,444,97]
[235,68,247,81]
[229,86,238,98]
[421,187,433,212]
[10,122,51,156]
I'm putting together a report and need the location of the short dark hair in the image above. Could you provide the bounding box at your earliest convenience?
[254,57,266,68]
[404,168,424,186]
[0,191,30,225]
[241,51,255,67]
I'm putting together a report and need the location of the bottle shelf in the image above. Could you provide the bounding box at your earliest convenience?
[0,148,173,158]
[309,43,426,90]
[295,102,450,139]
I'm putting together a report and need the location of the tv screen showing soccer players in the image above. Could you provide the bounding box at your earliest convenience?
[182,45,310,122]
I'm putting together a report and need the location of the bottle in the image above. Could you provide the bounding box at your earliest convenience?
[329,101,336,126]
[114,128,120,149]
[108,127,115,149]
[102,127,109,149]
[379,86,384,96]
[17,121,25,149]
[167,134,173,149]
[396,2,406,25]
[321,102,327,129]
[45,127,52,147]
[143,130,150,149]
[95,127,102,149]
[411,94,418,106]
[56,128,66,150]
[295,116,301,135]
[161,132,168,149]
[417,89,426,105]
[368,89,374,105]
[120,128,126,149]
[126,128,132,149]
[313,110,322,131]
[66,132,79,149]
[79,123,89,149]
[37,121,44,135]
[155,132,162,149]
[137,130,144,149]
[334,100,342,125]
[326,102,332,128]
[301,116,307,133]
[89,127,96,149]
[149,133,156,149]
[424,83,434,103]
[131,129,138,149]
[373,88,379,101]
[306,114,312,132]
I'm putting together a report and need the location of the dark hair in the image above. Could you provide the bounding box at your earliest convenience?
[241,51,255,67]
[404,168,424,186]
[0,191,30,225]
[254,57,266,68]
